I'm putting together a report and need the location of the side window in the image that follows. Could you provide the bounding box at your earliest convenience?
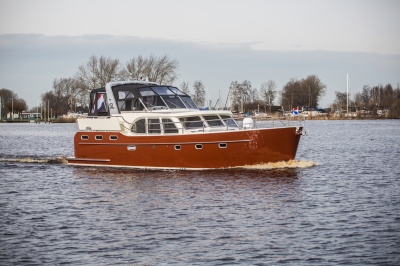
[117,91,135,111]
[133,119,146,133]
[180,116,203,129]
[132,118,178,134]
[203,115,223,127]
[220,115,238,128]
[148,118,161,134]
[143,96,156,107]
[162,119,178,134]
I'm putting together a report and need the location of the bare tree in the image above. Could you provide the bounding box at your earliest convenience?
[381,84,395,109]
[244,80,257,102]
[98,56,120,86]
[123,55,178,85]
[280,78,301,110]
[260,80,277,114]
[229,80,252,112]
[334,91,347,112]
[11,98,28,116]
[0,88,17,116]
[229,81,240,111]
[75,55,120,93]
[41,91,59,119]
[301,75,326,108]
[75,55,99,92]
[242,80,252,104]
[387,84,400,118]
[281,75,326,110]
[180,81,190,95]
[193,80,206,107]
[52,77,82,113]
[354,92,363,111]
[0,89,27,118]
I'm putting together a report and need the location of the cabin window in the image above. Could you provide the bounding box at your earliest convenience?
[180,96,198,109]
[195,144,203,149]
[133,119,146,133]
[162,119,178,134]
[109,135,118,140]
[140,88,156,96]
[220,115,239,128]
[148,118,161,134]
[117,90,136,111]
[140,88,158,109]
[162,96,184,109]
[180,116,203,129]
[203,115,224,127]
[95,135,103,140]
[169,87,186,95]
[81,135,89,140]
[151,86,175,96]
[143,96,157,108]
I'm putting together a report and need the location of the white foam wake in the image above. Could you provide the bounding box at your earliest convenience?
[241,160,318,169]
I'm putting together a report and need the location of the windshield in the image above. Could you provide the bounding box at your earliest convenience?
[139,86,198,109]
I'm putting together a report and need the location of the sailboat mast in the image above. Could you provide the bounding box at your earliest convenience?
[347,73,349,114]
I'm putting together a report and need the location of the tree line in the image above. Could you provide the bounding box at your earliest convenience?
[0,88,28,118]
[1,54,399,119]
[334,83,400,118]
[227,75,326,114]
[182,75,326,114]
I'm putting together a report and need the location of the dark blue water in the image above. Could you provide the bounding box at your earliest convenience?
[1,120,399,265]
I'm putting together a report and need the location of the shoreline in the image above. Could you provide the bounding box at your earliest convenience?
[236,114,396,121]
[0,118,77,123]
[1,115,398,124]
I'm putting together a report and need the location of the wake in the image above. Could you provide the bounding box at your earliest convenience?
[0,157,317,170]
[240,160,318,170]
[0,156,67,164]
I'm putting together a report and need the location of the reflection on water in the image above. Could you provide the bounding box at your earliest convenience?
[72,164,302,183]
[72,166,302,201]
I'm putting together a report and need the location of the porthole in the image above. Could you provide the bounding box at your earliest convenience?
[109,135,118,140]
[175,145,181,150]
[81,135,89,140]
[219,143,227,148]
[95,135,103,140]
[195,144,203,149]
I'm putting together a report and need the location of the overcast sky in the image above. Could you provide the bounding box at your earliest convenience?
[1,0,399,109]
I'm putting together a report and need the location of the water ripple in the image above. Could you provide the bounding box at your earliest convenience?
[1,120,400,265]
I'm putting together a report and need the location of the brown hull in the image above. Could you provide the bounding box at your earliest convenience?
[67,127,302,169]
